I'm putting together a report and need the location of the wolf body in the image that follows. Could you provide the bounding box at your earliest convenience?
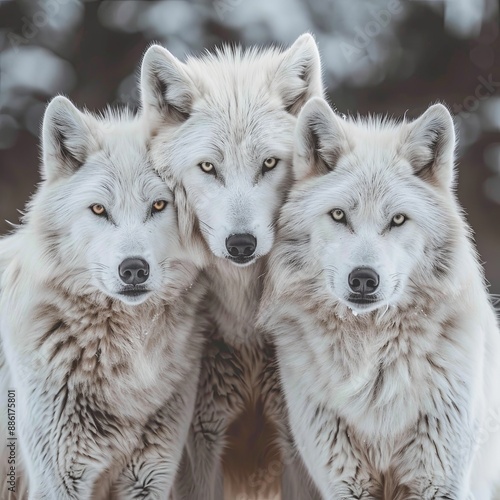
[140,35,324,499]
[259,99,500,499]
[0,97,206,499]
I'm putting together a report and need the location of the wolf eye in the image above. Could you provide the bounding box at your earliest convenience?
[262,157,278,174]
[151,200,167,214]
[331,209,346,223]
[391,213,407,227]
[199,161,216,175]
[90,204,107,217]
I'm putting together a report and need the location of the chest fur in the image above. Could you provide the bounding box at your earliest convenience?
[5,295,195,422]
[276,301,472,439]
[205,261,264,345]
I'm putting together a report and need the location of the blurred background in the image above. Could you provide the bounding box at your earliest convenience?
[0,0,499,293]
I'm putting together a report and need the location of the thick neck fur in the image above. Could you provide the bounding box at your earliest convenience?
[203,255,266,347]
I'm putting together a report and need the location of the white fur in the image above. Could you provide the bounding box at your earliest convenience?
[0,233,29,499]
[260,98,500,499]
[0,96,206,499]
[141,34,324,499]
[142,35,323,263]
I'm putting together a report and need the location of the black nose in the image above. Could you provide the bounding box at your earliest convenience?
[348,267,379,295]
[225,234,257,258]
[119,258,150,285]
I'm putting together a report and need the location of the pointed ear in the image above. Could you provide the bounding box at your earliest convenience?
[294,97,348,181]
[42,96,99,182]
[140,44,195,124]
[402,103,456,189]
[274,33,324,115]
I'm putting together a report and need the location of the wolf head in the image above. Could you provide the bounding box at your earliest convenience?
[25,96,192,306]
[279,98,464,314]
[140,34,323,266]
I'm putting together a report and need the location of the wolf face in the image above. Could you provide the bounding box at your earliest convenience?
[140,34,323,266]
[287,98,458,314]
[263,99,500,500]
[31,96,185,305]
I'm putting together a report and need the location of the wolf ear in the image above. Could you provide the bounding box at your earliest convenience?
[294,97,348,181]
[42,96,99,182]
[140,44,195,125]
[274,33,324,115]
[402,104,456,189]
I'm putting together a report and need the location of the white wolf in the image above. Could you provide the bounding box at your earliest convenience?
[0,96,206,499]
[259,98,500,499]
[140,34,324,498]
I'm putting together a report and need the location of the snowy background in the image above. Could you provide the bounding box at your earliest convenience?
[0,0,499,292]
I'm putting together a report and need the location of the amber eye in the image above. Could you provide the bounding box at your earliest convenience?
[90,204,107,217]
[391,213,407,227]
[262,157,278,174]
[199,161,216,175]
[331,209,346,223]
[152,200,167,213]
